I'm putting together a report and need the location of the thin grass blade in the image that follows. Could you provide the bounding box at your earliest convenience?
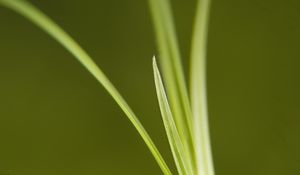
[0,1,172,174]
[190,0,215,175]
[153,57,194,175]
[148,0,196,171]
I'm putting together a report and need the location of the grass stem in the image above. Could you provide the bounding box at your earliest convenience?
[190,0,215,175]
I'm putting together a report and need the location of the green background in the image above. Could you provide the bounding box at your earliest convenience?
[0,0,299,174]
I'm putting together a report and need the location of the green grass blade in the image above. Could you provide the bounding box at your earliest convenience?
[153,57,194,175]
[0,1,172,174]
[190,0,215,175]
[148,0,196,170]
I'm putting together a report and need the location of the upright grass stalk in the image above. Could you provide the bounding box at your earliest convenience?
[0,0,172,174]
[148,0,196,173]
[190,0,215,175]
[150,0,214,174]
[153,57,194,175]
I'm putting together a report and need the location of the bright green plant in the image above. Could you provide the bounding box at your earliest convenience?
[0,0,213,175]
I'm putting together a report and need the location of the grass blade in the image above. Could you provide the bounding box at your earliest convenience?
[153,57,194,175]
[0,1,172,174]
[148,0,196,170]
[190,0,215,175]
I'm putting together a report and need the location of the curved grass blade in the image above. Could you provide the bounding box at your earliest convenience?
[148,0,196,171]
[190,0,215,175]
[0,1,172,174]
[153,57,194,175]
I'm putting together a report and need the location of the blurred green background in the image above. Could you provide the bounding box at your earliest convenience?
[0,0,299,174]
